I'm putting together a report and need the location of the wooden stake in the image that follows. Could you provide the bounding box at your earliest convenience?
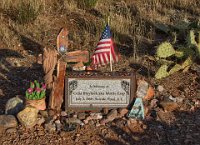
[49,28,68,110]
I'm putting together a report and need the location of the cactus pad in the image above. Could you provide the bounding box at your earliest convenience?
[181,56,193,68]
[155,64,169,79]
[157,42,175,58]
[169,64,182,74]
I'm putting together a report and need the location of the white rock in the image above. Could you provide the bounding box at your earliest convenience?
[157,85,164,92]
[5,96,24,115]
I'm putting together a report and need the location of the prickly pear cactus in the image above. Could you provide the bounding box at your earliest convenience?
[196,31,200,57]
[186,30,200,58]
[187,30,197,47]
[156,42,175,58]
[155,29,200,79]
[155,65,169,79]
[181,56,193,68]
[175,46,195,58]
[169,64,182,75]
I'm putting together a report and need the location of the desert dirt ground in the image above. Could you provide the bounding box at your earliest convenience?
[0,0,200,144]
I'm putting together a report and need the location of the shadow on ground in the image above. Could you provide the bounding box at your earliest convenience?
[0,36,44,114]
[100,108,200,145]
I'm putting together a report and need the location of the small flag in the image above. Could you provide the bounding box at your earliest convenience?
[92,25,118,66]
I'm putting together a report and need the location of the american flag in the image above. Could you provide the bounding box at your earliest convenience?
[92,25,118,66]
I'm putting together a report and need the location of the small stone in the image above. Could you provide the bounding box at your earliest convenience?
[160,101,179,112]
[38,130,45,136]
[136,80,149,98]
[61,111,67,117]
[96,123,101,127]
[90,113,103,120]
[176,97,184,103]
[39,110,48,118]
[118,108,129,117]
[6,128,17,134]
[59,131,66,137]
[157,85,164,92]
[150,99,158,108]
[55,120,62,132]
[48,110,55,117]
[103,108,109,114]
[17,106,38,128]
[37,117,45,126]
[45,121,56,133]
[72,62,85,71]
[14,61,21,67]
[76,133,80,137]
[142,124,147,129]
[84,113,103,124]
[66,118,84,126]
[136,80,154,101]
[5,96,24,115]
[73,114,78,118]
[0,115,18,134]
[77,112,86,120]
[107,109,118,121]
[100,119,107,125]
[169,95,177,102]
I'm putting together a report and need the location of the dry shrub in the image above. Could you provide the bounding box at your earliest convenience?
[1,0,44,24]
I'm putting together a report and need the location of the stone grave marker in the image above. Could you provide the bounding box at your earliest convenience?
[65,73,136,110]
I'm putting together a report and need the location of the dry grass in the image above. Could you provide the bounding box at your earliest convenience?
[0,0,200,62]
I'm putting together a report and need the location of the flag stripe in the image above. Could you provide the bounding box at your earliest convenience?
[94,49,111,54]
[97,43,111,48]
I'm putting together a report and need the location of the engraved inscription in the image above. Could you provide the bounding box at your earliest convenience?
[67,78,131,108]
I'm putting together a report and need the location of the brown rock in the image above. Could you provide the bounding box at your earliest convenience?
[61,111,67,117]
[0,115,18,134]
[107,109,118,121]
[157,110,176,123]
[118,108,129,117]
[39,110,48,118]
[48,109,56,117]
[77,112,86,120]
[17,106,38,128]
[6,128,17,134]
[72,62,85,71]
[99,110,118,125]
[160,101,179,112]
[45,121,56,133]
[84,113,103,124]
[36,117,45,126]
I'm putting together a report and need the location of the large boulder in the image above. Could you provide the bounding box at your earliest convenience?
[0,115,18,134]
[5,96,24,115]
[17,106,38,128]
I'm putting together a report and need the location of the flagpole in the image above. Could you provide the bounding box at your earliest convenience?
[110,45,113,72]
[108,12,112,72]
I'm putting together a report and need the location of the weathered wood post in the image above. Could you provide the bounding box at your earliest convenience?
[41,28,90,111]
[49,28,69,110]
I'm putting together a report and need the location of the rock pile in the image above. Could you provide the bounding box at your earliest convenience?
[1,80,199,135]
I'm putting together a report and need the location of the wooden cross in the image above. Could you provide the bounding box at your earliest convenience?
[41,28,89,111]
